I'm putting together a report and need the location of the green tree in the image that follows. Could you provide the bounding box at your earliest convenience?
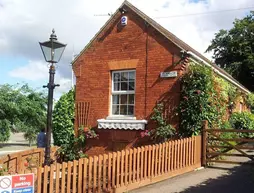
[0,120,11,143]
[24,126,38,146]
[0,84,47,143]
[206,11,254,91]
[52,89,75,146]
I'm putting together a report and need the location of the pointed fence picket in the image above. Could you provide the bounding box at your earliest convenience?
[35,136,201,193]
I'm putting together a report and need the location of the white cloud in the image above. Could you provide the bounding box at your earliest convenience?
[1,0,254,80]
[9,60,73,94]
[9,60,48,81]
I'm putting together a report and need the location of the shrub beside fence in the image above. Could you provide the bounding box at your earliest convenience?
[37,136,201,193]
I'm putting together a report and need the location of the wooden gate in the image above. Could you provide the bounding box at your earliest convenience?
[202,121,254,166]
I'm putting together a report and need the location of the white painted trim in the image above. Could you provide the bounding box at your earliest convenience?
[187,51,250,94]
[97,119,147,130]
[106,116,136,120]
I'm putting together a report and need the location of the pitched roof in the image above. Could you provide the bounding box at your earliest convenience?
[72,0,250,93]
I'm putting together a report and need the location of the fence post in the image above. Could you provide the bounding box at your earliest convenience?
[201,120,208,167]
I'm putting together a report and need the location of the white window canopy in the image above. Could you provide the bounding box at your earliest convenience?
[97,119,147,130]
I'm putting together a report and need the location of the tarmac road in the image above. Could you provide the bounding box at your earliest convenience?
[131,151,254,193]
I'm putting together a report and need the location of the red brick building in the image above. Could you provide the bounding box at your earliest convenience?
[72,1,250,154]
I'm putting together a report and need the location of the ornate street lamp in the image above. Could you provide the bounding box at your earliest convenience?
[39,29,67,165]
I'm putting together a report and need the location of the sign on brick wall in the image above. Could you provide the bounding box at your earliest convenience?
[160,71,178,78]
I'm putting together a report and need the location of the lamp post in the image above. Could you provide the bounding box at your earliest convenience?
[39,29,67,165]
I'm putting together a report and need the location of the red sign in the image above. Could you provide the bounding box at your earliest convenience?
[12,174,34,189]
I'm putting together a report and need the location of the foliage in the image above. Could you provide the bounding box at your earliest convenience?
[151,103,175,142]
[57,127,98,162]
[228,87,241,112]
[0,84,47,142]
[0,165,7,176]
[0,120,11,143]
[179,64,226,136]
[220,121,231,130]
[246,93,254,113]
[229,112,254,138]
[83,126,99,139]
[53,89,75,146]
[0,164,15,176]
[140,130,151,138]
[206,11,254,91]
[24,156,39,171]
[23,126,38,146]
[219,121,237,146]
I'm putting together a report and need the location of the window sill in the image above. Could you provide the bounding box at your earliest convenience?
[106,116,136,120]
[97,119,147,130]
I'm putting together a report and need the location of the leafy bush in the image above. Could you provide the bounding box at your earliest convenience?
[151,103,175,142]
[0,120,11,143]
[57,127,98,162]
[23,126,38,146]
[53,89,75,146]
[229,112,254,138]
[219,121,237,146]
[246,93,254,113]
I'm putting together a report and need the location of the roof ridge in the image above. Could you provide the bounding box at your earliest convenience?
[122,1,249,93]
[72,0,250,93]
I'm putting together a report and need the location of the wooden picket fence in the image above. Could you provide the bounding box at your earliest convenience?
[36,136,201,193]
[0,147,58,174]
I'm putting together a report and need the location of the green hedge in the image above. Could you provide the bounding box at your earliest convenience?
[52,89,75,146]
[229,112,254,138]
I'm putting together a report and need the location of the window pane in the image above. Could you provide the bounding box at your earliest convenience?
[128,82,135,90]
[128,105,134,115]
[113,95,119,104]
[129,71,135,81]
[113,73,120,81]
[120,105,128,115]
[128,94,135,104]
[120,94,127,104]
[121,72,128,81]
[114,83,120,91]
[112,71,136,116]
[112,105,119,115]
[121,82,128,91]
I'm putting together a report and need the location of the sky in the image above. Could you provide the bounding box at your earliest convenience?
[0,0,253,98]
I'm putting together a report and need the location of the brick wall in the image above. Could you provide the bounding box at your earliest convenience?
[73,9,185,155]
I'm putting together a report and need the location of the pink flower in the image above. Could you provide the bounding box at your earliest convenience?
[24,162,28,167]
[194,90,201,94]
[140,132,145,138]
[144,130,150,136]
[183,96,188,100]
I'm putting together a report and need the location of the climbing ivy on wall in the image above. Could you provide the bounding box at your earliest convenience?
[178,63,242,136]
[246,93,254,113]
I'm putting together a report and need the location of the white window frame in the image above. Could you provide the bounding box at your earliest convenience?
[110,70,136,118]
